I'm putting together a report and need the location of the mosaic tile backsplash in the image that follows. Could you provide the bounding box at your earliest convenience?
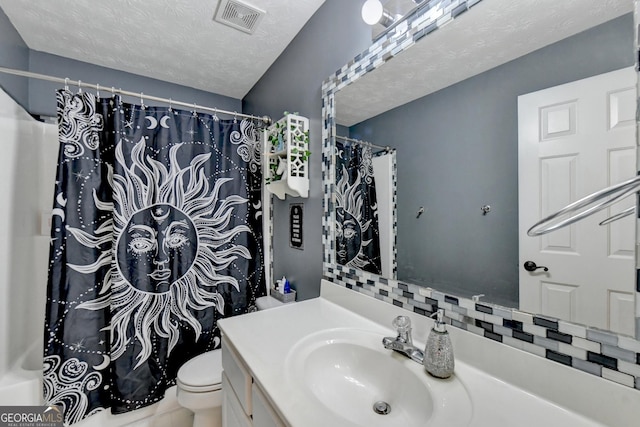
[321,0,640,391]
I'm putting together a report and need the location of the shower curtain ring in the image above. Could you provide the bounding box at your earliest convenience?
[213,108,219,121]
[96,83,100,100]
[233,111,238,124]
[140,92,145,110]
[77,80,82,94]
[168,98,172,112]
[64,78,69,91]
[192,103,197,117]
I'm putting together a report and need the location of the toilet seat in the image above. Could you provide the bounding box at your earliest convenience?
[177,380,222,393]
[177,350,223,393]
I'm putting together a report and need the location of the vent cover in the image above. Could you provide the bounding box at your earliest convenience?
[214,0,265,34]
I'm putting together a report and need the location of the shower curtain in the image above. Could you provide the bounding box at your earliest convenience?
[44,90,265,424]
[335,140,382,274]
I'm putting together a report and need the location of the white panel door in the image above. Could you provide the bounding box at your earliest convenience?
[518,67,636,335]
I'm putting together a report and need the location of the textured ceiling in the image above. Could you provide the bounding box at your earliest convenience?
[0,0,325,99]
[336,0,633,126]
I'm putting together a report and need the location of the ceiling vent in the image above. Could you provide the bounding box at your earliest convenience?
[214,0,265,34]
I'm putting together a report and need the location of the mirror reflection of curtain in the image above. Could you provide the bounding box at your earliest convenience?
[335,139,382,274]
[44,90,264,424]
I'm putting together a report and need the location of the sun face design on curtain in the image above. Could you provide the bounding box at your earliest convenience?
[44,91,265,424]
[335,141,382,274]
[73,138,251,367]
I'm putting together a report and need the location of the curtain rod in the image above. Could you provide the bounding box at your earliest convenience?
[0,66,271,124]
[335,135,392,152]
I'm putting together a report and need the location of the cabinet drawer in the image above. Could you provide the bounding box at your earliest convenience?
[223,372,252,427]
[222,336,253,417]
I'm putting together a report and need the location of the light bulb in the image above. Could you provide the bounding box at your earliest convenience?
[361,0,384,25]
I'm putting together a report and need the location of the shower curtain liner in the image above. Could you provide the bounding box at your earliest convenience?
[44,90,265,424]
[335,139,382,274]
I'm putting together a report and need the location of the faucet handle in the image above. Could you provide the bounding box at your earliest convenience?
[392,316,413,345]
[392,315,411,332]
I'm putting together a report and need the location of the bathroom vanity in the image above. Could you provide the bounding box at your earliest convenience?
[221,335,286,427]
[218,281,639,427]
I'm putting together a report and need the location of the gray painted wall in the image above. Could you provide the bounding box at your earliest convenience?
[350,14,634,307]
[243,0,371,300]
[0,7,29,110]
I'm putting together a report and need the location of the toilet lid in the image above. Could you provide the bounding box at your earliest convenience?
[177,349,222,391]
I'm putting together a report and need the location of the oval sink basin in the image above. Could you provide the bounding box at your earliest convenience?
[286,328,472,427]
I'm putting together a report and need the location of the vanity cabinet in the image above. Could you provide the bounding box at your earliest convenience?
[251,384,286,427]
[222,373,251,427]
[222,336,286,427]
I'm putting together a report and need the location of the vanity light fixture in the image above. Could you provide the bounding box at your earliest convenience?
[361,0,396,27]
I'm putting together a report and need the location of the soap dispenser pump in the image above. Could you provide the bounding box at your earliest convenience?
[423,309,454,378]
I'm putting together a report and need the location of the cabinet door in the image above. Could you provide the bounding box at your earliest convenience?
[223,373,252,427]
[222,337,253,416]
[252,383,286,427]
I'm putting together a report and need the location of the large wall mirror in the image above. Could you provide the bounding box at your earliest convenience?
[324,0,638,339]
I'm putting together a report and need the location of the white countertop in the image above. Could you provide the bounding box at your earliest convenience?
[218,281,639,427]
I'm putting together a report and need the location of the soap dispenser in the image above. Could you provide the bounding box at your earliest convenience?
[423,309,454,378]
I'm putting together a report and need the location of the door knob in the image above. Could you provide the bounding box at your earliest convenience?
[524,261,548,272]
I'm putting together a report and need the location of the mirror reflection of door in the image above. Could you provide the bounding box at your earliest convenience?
[518,67,636,335]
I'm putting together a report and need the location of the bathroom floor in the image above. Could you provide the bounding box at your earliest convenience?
[126,409,193,427]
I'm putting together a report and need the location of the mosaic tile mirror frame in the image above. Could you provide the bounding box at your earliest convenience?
[321,0,640,390]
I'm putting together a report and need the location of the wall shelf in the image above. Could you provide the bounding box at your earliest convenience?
[265,114,309,199]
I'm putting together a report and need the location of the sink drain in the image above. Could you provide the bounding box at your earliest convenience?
[373,401,391,415]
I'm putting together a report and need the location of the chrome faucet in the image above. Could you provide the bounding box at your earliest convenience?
[382,315,424,364]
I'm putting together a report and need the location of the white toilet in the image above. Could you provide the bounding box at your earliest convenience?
[176,349,223,427]
[176,296,287,427]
